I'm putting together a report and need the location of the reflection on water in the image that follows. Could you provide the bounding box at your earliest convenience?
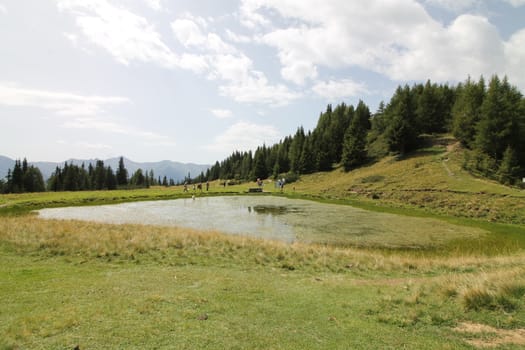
[250,205,301,215]
[37,195,485,247]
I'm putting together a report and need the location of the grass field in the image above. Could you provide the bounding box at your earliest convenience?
[1,139,525,349]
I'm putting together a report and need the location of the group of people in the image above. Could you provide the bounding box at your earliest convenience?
[183,181,209,192]
[182,179,287,193]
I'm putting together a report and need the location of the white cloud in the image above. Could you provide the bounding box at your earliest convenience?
[171,14,300,106]
[0,83,129,116]
[239,1,271,28]
[172,17,236,54]
[503,0,525,7]
[62,116,175,144]
[171,17,207,47]
[504,28,525,89]
[210,108,233,119]
[207,54,252,82]
[242,0,524,89]
[0,82,175,146]
[225,29,252,43]
[144,0,163,11]
[57,0,180,69]
[219,72,301,106]
[312,79,369,100]
[205,121,281,154]
[0,4,7,14]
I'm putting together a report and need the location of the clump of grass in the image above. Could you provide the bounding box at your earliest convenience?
[440,269,525,313]
[462,286,497,311]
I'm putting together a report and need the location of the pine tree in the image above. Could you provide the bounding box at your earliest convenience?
[94,160,106,190]
[342,101,371,171]
[416,80,445,133]
[289,127,305,173]
[384,85,419,155]
[116,156,128,187]
[106,166,117,190]
[476,76,522,161]
[130,168,145,187]
[253,147,268,180]
[299,132,316,174]
[23,166,45,192]
[452,76,485,148]
[497,146,521,185]
[11,160,24,193]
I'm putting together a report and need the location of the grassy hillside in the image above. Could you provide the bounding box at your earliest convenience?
[294,135,525,224]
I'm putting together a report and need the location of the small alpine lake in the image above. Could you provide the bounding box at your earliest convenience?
[36,195,487,249]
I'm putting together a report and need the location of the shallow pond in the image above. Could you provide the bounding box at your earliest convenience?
[37,196,486,248]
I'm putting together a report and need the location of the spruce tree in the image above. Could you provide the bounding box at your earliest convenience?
[497,146,521,185]
[106,166,117,190]
[289,127,305,173]
[476,76,521,161]
[384,85,419,155]
[452,76,485,148]
[342,101,371,171]
[116,157,128,187]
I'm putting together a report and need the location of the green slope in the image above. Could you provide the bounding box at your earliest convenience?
[294,135,525,225]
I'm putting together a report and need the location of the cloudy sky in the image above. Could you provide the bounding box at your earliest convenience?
[1,0,524,164]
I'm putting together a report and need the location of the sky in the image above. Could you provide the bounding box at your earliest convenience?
[1,0,524,164]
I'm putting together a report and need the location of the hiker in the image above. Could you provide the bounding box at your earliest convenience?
[206,181,209,191]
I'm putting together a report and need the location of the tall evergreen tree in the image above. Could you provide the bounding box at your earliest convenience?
[23,166,45,192]
[253,146,268,180]
[116,157,128,186]
[416,80,445,133]
[342,101,371,170]
[289,127,305,173]
[497,146,521,185]
[11,160,23,193]
[452,76,485,148]
[299,132,316,174]
[93,160,106,190]
[476,76,521,161]
[130,168,146,187]
[384,85,419,155]
[106,166,117,190]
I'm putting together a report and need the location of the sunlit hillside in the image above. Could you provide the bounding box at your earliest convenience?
[294,135,525,224]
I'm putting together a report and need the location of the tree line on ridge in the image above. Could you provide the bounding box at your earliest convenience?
[195,75,524,186]
[0,157,176,193]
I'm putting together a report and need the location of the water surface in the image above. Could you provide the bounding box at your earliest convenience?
[37,196,485,247]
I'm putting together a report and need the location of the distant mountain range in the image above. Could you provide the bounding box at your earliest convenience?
[0,155,210,183]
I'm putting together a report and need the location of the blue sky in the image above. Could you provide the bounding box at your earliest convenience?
[1,0,524,164]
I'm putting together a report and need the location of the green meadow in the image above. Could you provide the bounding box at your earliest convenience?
[1,143,525,349]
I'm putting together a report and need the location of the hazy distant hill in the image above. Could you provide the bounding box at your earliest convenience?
[0,156,209,183]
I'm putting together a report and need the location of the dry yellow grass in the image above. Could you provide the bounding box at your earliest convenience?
[2,216,525,275]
